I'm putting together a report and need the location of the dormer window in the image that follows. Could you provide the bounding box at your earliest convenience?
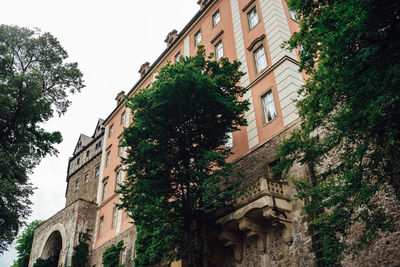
[164,29,178,47]
[138,62,150,78]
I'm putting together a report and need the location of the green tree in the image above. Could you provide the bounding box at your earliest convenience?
[102,240,124,267]
[12,220,43,267]
[32,256,57,267]
[71,229,91,267]
[275,0,400,265]
[119,48,249,267]
[0,24,84,253]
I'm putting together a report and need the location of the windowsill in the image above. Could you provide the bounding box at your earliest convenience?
[261,116,279,128]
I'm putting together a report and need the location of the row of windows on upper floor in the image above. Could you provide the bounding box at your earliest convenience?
[224,89,276,149]
[108,110,126,138]
[73,164,100,192]
[74,140,102,169]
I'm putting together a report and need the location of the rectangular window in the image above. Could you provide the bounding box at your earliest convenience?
[77,157,80,165]
[118,141,124,156]
[254,45,267,73]
[86,150,89,158]
[84,174,89,184]
[75,179,79,191]
[175,52,181,62]
[95,166,100,177]
[102,181,108,201]
[225,132,233,149]
[120,246,127,265]
[262,91,277,123]
[289,9,297,21]
[112,205,118,228]
[115,170,121,190]
[212,10,221,26]
[215,40,223,60]
[247,6,259,29]
[121,111,126,125]
[109,125,113,137]
[99,216,104,236]
[195,30,202,45]
[106,151,111,167]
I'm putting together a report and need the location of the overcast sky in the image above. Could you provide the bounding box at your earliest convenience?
[0,0,199,265]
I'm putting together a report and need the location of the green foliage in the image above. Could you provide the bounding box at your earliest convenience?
[102,240,124,267]
[12,220,43,267]
[0,24,84,253]
[119,48,249,266]
[32,256,58,267]
[276,0,400,265]
[71,229,91,267]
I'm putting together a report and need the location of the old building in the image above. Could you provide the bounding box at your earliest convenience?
[29,0,400,266]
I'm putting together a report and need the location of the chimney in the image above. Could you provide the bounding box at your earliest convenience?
[164,29,178,47]
[115,91,125,106]
[138,62,150,78]
[197,0,211,9]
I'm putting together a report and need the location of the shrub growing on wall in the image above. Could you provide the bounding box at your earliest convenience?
[71,229,91,267]
[102,240,124,267]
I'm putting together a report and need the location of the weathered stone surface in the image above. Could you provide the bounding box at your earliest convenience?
[89,226,137,267]
[342,185,400,267]
[65,152,102,206]
[29,199,97,267]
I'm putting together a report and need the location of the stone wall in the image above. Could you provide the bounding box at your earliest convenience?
[65,153,102,206]
[29,199,97,267]
[214,122,315,267]
[89,226,137,267]
[342,185,400,267]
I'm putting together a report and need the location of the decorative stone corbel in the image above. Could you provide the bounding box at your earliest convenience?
[280,221,293,245]
[238,217,266,252]
[262,206,293,245]
[218,229,243,261]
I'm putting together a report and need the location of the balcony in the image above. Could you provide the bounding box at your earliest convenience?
[216,178,293,261]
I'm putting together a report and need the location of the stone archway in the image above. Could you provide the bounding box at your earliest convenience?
[40,230,62,266]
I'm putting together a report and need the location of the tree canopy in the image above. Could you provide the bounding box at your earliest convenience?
[119,48,249,266]
[0,24,84,253]
[275,0,400,265]
[12,220,43,267]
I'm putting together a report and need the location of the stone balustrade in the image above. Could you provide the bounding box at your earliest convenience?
[217,178,293,261]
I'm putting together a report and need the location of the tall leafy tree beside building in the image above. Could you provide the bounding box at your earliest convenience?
[12,220,43,267]
[275,0,400,265]
[0,24,84,253]
[119,48,249,267]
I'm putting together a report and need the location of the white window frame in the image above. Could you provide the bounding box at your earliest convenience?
[102,181,108,201]
[106,151,111,167]
[121,111,126,124]
[112,205,118,228]
[195,30,202,45]
[109,125,113,137]
[254,45,267,73]
[115,170,121,190]
[225,132,233,149]
[289,9,297,21]
[247,6,259,29]
[215,40,223,60]
[261,90,277,123]
[175,51,181,62]
[212,10,221,26]
[99,216,104,236]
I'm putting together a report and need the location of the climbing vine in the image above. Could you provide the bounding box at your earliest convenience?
[71,229,91,267]
[102,240,124,267]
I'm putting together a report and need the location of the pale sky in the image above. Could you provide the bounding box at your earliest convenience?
[0,0,199,265]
